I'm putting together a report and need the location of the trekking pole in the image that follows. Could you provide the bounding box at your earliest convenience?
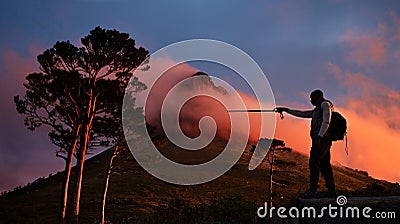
[226,109,284,119]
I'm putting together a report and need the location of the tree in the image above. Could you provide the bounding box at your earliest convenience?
[14,27,149,224]
[98,94,144,224]
[100,145,122,224]
[15,69,85,224]
[266,139,285,208]
[253,138,285,208]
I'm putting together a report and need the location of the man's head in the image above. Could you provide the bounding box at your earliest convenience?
[310,89,324,106]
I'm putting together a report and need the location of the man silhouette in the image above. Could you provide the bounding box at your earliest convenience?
[275,89,337,198]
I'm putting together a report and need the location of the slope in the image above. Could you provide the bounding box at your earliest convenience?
[0,138,399,223]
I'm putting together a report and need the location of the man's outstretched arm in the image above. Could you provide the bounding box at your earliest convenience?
[275,107,313,118]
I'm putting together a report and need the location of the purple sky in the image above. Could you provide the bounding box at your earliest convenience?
[1,0,400,191]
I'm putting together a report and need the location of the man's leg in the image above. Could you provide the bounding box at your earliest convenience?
[300,138,331,198]
[299,139,321,198]
[319,138,335,193]
[309,139,321,191]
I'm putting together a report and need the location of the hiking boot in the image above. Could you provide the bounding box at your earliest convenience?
[299,189,317,199]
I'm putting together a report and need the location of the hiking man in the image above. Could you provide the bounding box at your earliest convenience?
[275,89,337,198]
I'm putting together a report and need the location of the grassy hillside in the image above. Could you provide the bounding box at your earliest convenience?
[0,139,399,223]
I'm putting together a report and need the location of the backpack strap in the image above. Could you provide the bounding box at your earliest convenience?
[345,133,348,155]
[324,100,334,111]
[316,100,334,115]
[323,100,349,156]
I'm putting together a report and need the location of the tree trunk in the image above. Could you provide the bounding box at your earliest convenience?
[100,145,120,224]
[69,125,90,224]
[266,149,275,224]
[268,149,275,208]
[68,81,97,224]
[59,125,81,224]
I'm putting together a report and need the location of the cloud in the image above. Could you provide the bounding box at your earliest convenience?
[340,24,387,66]
[329,60,400,182]
[274,114,311,154]
[340,10,400,68]
[329,11,400,183]
[332,106,400,183]
[324,62,400,183]
[135,59,272,144]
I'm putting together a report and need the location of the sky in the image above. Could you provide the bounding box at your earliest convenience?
[1,0,400,192]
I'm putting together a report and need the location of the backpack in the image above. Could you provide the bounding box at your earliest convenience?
[329,111,347,141]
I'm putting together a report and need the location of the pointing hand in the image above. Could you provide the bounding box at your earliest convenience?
[274,107,288,114]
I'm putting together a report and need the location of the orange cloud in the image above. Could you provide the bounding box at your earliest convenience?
[340,25,387,66]
[340,10,400,67]
[141,61,269,143]
[324,61,400,183]
[332,106,400,183]
[274,115,310,155]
